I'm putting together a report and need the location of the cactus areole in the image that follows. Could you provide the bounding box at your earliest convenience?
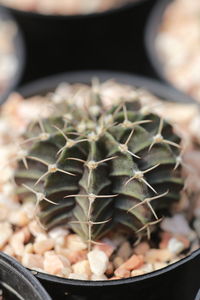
[15,83,183,249]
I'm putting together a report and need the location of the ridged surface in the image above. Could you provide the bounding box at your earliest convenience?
[15,93,183,245]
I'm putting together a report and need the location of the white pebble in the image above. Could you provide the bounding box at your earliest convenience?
[87,250,108,276]
[91,274,107,281]
[68,273,88,280]
[161,214,192,236]
[167,238,185,255]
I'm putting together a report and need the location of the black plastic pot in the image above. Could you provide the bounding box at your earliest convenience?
[1,0,155,82]
[0,7,25,105]
[0,252,51,300]
[16,70,200,300]
[144,0,194,98]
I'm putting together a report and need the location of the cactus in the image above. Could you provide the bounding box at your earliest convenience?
[15,84,183,249]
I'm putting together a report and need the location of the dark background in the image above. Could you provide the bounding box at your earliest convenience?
[10,0,158,85]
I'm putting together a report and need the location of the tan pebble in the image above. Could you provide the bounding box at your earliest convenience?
[22,227,31,243]
[131,269,145,277]
[33,238,54,255]
[0,222,13,249]
[106,262,114,276]
[145,249,174,263]
[176,235,190,249]
[153,262,168,271]
[22,253,44,269]
[113,256,124,269]
[11,210,30,227]
[3,245,14,256]
[117,241,132,260]
[94,241,115,257]
[134,242,150,255]
[61,267,71,278]
[10,230,25,256]
[109,276,121,280]
[64,249,87,264]
[24,243,34,254]
[159,232,172,249]
[68,273,88,280]
[72,260,91,277]
[121,254,144,271]
[140,263,154,273]
[87,250,109,276]
[114,267,130,278]
[48,227,69,240]
[44,252,71,275]
[29,220,45,237]
[35,233,49,243]
[0,204,9,221]
[91,274,107,281]
[66,234,87,251]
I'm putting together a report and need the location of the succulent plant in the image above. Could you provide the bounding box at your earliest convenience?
[15,85,183,248]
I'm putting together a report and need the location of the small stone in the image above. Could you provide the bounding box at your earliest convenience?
[22,253,44,269]
[33,239,54,255]
[121,254,144,271]
[72,260,91,277]
[193,218,200,238]
[66,234,87,251]
[131,269,145,277]
[44,252,71,275]
[117,241,132,260]
[134,242,150,255]
[0,204,9,221]
[167,238,185,255]
[35,233,49,243]
[3,244,14,256]
[159,232,173,249]
[140,263,154,273]
[9,209,29,227]
[161,214,192,236]
[48,227,69,240]
[61,267,71,278]
[87,250,109,276]
[113,256,124,269]
[91,274,107,281]
[109,276,121,280]
[68,273,88,280]
[145,249,173,263]
[0,222,13,249]
[114,267,130,278]
[153,262,168,271]
[10,229,27,256]
[24,243,34,254]
[62,249,87,264]
[94,239,115,257]
[105,262,114,276]
[29,220,46,237]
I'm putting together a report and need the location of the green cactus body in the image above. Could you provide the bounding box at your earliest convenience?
[15,88,183,247]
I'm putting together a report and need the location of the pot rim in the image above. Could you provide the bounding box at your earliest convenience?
[14,69,199,287]
[0,252,51,299]
[144,0,191,98]
[0,0,148,20]
[0,6,25,105]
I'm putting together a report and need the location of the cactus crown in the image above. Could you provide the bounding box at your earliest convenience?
[15,82,183,249]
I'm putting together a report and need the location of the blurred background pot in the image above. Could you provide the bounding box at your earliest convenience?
[0,7,25,105]
[17,70,199,300]
[145,0,198,101]
[0,252,51,300]
[1,0,155,83]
